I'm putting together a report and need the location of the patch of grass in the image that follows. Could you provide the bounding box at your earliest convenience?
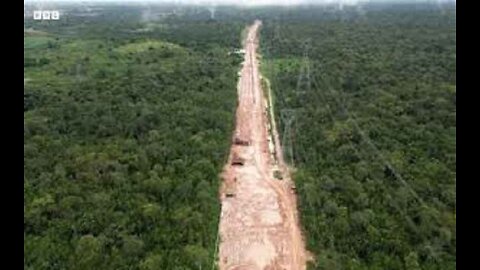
[24,28,50,37]
[263,57,303,75]
[24,36,56,50]
[115,40,185,55]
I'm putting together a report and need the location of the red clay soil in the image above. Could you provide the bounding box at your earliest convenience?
[218,20,308,270]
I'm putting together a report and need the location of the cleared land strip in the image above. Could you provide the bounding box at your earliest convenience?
[218,20,308,270]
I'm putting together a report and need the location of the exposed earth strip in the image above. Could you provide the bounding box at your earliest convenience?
[218,20,308,270]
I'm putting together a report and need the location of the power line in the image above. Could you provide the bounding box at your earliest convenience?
[309,74,422,232]
[312,64,427,208]
[263,18,427,237]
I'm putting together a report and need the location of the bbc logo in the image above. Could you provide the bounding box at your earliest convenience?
[33,11,60,21]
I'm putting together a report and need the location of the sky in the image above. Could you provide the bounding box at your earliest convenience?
[24,0,455,6]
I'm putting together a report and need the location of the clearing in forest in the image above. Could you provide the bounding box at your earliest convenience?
[218,20,308,270]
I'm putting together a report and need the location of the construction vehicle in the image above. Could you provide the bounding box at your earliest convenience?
[234,136,250,146]
[231,152,245,166]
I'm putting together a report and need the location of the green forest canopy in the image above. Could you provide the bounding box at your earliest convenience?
[260,4,455,270]
[25,5,244,269]
[24,3,455,270]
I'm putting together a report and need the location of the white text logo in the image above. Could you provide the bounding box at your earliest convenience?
[33,11,59,21]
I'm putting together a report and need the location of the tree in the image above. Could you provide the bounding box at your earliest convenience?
[139,253,163,270]
[71,235,103,270]
[184,245,210,269]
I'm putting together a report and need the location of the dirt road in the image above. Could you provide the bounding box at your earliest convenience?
[218,20,308,270]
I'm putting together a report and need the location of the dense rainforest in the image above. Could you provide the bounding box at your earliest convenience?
[24,2,456,270]
[260,4,456,270]
[24,5,245,269]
